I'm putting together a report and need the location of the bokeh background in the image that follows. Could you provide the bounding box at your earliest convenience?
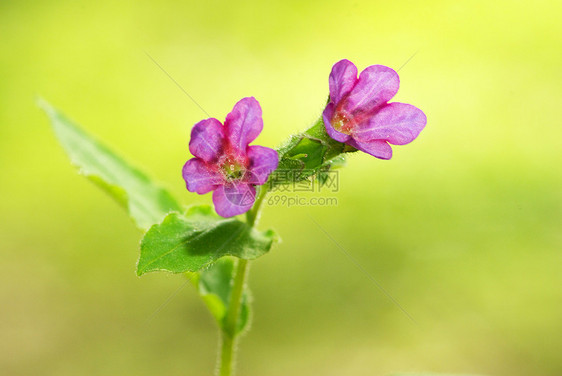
[1,0,561,375]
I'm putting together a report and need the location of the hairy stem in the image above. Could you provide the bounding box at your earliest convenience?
[216,186,268,376]
[218,258,248,376]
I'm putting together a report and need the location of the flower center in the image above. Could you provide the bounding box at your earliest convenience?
[220,156,246,182]
[331,112,355,135]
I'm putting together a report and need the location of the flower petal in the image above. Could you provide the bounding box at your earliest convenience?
[182,158,224,194]
[343,65,399,115]
[225,97,263,153]
[245,145,279,185]
[347,138,393,160]
[329,59,358,104]
[353,103,426,145]
[323,102,351,143]
[189,118,225,163]
[212,183,256,217]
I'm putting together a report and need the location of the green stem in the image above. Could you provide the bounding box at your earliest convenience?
[218,258,248,376]
[218,335,234,376]
[216,186,268,376]
[246,185,269,227]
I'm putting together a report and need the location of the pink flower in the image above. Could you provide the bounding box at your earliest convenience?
[323,59,426,159]
[182,97,279,217]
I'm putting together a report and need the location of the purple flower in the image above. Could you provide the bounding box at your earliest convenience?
[323,59,426,159]
[182,97,279,217]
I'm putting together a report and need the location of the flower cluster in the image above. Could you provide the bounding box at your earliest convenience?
[183,60,426,217]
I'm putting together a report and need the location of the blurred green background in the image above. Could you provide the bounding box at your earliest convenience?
[1,0,561,375]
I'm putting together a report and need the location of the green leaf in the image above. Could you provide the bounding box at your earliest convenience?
[137,205,276,275]
[38,98,181,230]
[195,258,251,334]
[317,155,346,187]
[272,117,354,186]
